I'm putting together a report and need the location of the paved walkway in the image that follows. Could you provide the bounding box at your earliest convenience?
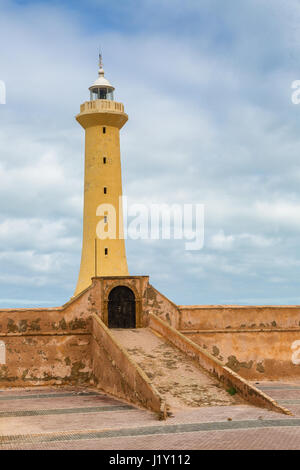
[253,381,300,418]
[0,383,300,449]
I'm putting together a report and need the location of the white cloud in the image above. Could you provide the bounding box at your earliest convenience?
[255,201,300,228]
[209,231,279,250]
[209,231,235,250]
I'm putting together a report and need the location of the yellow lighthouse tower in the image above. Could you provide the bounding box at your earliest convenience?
[74,55,129,296]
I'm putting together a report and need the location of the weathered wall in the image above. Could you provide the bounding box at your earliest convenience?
[185,330,300,380]
[0,284,99,387]
[0,276,153,388]
[1,334,92,387]
[179,305,300,330]
[179,305,300,380]
[1,275,300,387]
[0,276,178,400]
[143,285,180,328]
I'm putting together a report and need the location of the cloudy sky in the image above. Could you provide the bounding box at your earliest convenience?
[1,0,300,307]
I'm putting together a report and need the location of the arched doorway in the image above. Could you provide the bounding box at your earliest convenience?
[108,286,136,328]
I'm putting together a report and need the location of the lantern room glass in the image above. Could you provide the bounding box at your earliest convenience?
[90,88,114,101]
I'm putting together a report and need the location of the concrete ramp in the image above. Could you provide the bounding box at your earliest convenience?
[111,328,241,410]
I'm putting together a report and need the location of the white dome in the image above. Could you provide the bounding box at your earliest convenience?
[89,76,114,91]
[89,57,115,91]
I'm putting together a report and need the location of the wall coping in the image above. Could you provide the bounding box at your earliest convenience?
[0,307,63,313]
[179,305,300,310]
[92,276,149,281]
[182,328,300,334]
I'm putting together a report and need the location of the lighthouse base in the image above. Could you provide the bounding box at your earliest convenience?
[0,276,299,417]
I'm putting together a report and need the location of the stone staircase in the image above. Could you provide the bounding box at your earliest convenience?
[111,328,242,410]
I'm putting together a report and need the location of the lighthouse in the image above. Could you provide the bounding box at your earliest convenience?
[74,55,129,296]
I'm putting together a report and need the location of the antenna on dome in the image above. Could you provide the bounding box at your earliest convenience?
[88,50,115,101]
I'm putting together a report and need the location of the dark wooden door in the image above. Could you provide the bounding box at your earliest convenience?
[108,286,136,328]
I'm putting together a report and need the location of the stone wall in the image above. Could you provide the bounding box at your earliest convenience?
[143,284,180,328]
[1,276,300,386]
[179,305,300,330]
[185,330,300,380]
[179,305,300,380]
[0,285,97,387]
[0,276,178,388]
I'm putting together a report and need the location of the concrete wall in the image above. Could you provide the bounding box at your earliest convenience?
[0,276,175,388]
[0,277,167,417]
[179,305,300,380]
[185,330,300,380]
[1,275,300,387]
[144,284,180,328]
[0,286,97,387]
[179,305,300,330]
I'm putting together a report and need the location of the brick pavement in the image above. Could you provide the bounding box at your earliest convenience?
[0,383,299,450]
